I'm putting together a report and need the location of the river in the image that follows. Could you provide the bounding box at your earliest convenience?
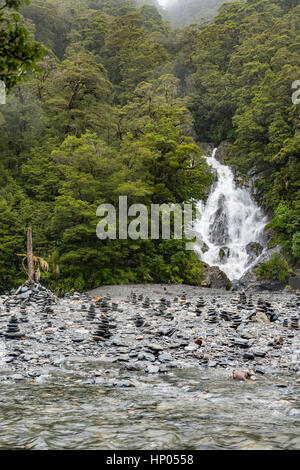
[0,363,299,450]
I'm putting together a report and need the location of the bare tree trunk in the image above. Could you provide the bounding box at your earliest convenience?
[27,228,35,283]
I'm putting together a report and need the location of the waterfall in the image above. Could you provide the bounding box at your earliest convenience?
[194,148,269,281]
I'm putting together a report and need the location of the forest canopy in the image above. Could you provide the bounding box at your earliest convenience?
[0,0,299,292]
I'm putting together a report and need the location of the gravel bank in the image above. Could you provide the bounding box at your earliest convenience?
[0,282,299,385]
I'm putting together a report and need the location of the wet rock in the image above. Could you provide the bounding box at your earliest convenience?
[252,349,267,358]
[232,338,250,349]
[146,364,160,374]
[243,353,254,360]
[147,343,163,352]
[125,362,141,371]
[158,352,173,362]
[112,380,135,388]
[246,242,263,264]
[248,280,285,292]
[232,369,251,381]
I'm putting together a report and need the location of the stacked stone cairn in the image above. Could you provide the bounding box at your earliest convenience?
[19,304,28,323]
[290,316,299,330]
[134,313,144,328]
[5,315,24,340]
[92,314,112,341]
[220,310,230,321]
[239,291,247,305]
[142,297,150,309]
[207,307,218,324]
[195,297,205,316]
[87,304,96,321]
[231,312,243,329]
[283,318,289,328]
[131,292,137,305]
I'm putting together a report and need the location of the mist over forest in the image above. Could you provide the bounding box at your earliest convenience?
[138,0,229,26]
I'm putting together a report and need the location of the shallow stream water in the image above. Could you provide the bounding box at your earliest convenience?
[0,364,299,450]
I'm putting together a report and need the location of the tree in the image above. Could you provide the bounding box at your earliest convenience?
[0,0,43,90]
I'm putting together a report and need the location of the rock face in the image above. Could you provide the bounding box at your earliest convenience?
[247,280,285,292]
[245,242,264,265]
[201,263,231,289]
[197,142,215,156]
[214,141,232,164]
[208,194,230,246]
[232,246,284,291]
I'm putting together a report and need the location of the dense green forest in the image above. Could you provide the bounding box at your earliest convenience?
[0,0,299,293]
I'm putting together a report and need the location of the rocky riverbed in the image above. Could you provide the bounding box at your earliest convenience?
[0,282,299,450]
[0,282,299,384]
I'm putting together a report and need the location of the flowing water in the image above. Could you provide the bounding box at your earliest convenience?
[0,365,299,450]
[195,149,269,281]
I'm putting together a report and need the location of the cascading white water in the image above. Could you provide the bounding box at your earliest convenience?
[194,149,269,281]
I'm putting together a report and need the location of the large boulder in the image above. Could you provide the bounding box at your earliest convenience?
[201,263,231,289]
